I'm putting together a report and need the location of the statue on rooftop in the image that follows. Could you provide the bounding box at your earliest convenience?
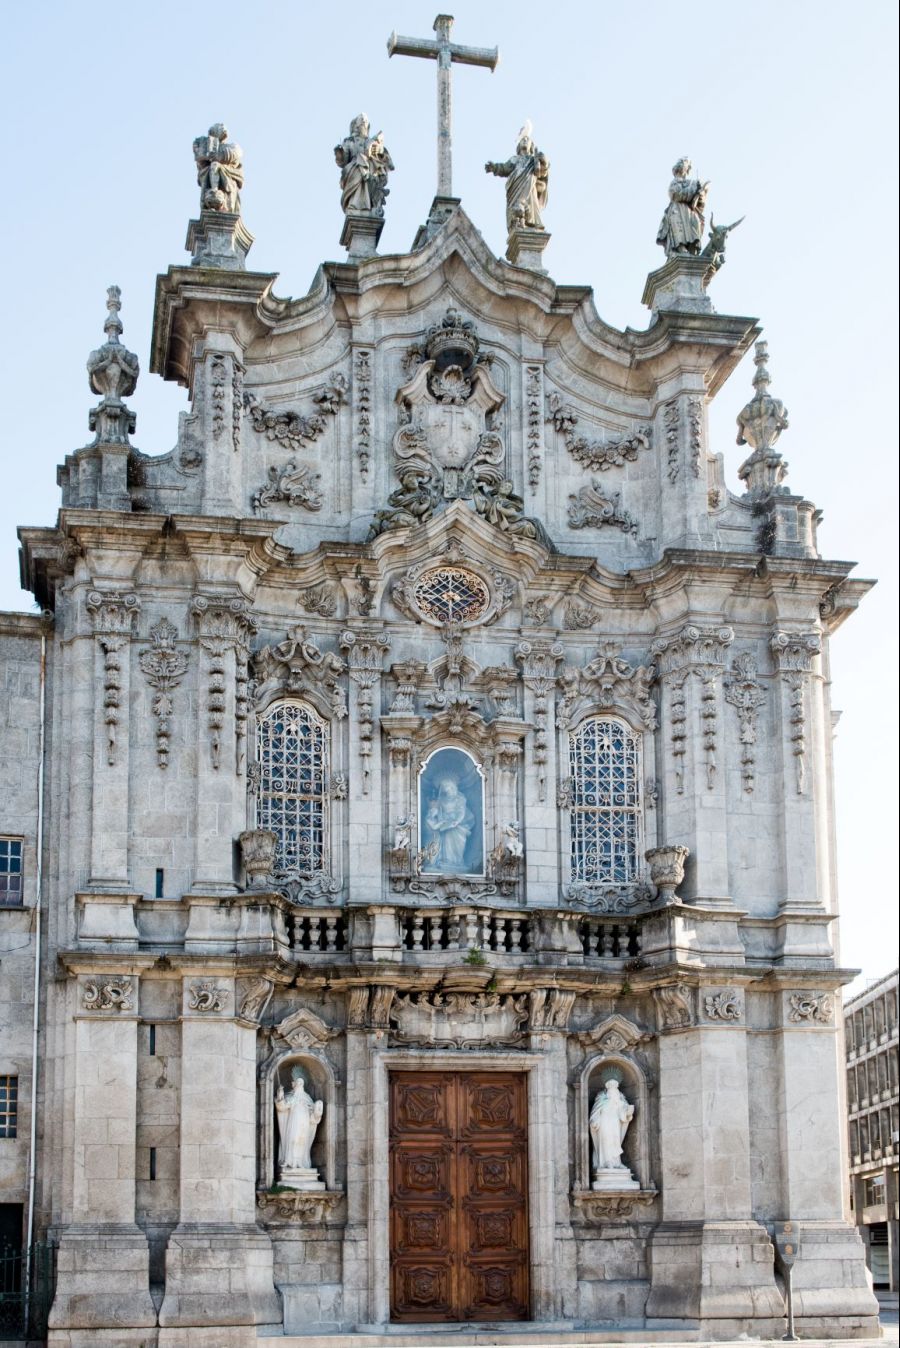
[657,157,709,257]
[334,114,395,217]
[193,123,244,214]
[485,122,549,233]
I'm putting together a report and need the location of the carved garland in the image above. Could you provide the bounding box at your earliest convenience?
[138,618,189,768]
[353,347,373,479]
[723,653,766,794]
[525,365,543,493]
[244,375,347,451]
[664,400,680,484]
[546,392,652,472]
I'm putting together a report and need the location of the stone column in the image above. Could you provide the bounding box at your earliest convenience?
[158,972,280,1347]
[652,625,733,906]
[189,595,257,894]
[515,641,564,905]
[775,991,880,1331]
[341,629,390,904]
[646,987,784,1334]
[654,387,711,549]
[196,340,245,515]
[85,590,140,890]
[49,970,156,1345]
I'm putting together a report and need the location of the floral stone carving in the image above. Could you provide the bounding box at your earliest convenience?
[568,481,638,535]
[389,991,529,1049]
[82,978,134,1012]
[547,392,651,474]
[239,829,278,889]
[139,619,189,768]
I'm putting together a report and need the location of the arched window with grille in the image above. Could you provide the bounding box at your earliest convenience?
[568,716,642,884]
[256,701,328,876]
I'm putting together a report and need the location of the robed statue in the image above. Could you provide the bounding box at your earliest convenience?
[589,1077,637,1187]
[485,122,549,233]
[193,123,244,214]
[275,1065,324,1185]
[657,157,709,257]
[334,114,395,217]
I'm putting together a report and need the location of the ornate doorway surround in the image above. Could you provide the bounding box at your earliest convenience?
[389,1070,529,1321]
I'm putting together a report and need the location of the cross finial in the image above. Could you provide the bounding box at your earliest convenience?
[388,13,499,199]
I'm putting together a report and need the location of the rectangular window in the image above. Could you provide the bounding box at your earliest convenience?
[0,838,23,907]
[0,1076,17,1138]
[568,717,642,885]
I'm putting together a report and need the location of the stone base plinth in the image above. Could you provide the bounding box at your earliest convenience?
[642,254,714,316]
[645,1219,784,1334]
[48,1223,156,1337]
[506,226,551,272]
[158,1222,281,1341]
[592,1167,640,1191]
[186,211,254,270]
[279,1167,326,1191]
[787,1219,880,1337]
[340,212,384,259]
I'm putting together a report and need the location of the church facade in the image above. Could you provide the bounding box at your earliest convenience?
[0,25,881,1344]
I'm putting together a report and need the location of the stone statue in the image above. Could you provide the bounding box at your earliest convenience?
[700,213,744,276]
[193,123,244,214]
[474,477,538,538]
[424,778,475,873]
[589,1077,638,1189]
[368,468,437,538]
[334,114,395,217]
[485,122,549,233]
[657,157,709,257]
[275,1065,325,1190]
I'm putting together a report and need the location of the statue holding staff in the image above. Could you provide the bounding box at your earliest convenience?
[657,157,709,256]
[485,122,550,233]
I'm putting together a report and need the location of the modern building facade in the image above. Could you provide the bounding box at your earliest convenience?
[846,970,900,1292]
[0,26,883,1346]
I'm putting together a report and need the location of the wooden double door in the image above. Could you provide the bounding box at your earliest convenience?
[389,1071,529,1322]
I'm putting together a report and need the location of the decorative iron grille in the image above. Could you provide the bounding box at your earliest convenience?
[256,701,327,876]
[412,566,490,624]
[568,716,642,884]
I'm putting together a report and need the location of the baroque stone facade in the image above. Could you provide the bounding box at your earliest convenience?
[0,37,881,1348]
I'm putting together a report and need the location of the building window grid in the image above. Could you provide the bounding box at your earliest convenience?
[568,717,642,885]
[0,837,23,907]
[0,1075,17,1138]
[256,701,328,878]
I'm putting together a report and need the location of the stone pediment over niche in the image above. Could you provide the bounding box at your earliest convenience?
[274,1006,338,1049]
[578,1013,653,1052]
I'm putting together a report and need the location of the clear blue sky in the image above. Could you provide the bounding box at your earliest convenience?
[2,0,896,987]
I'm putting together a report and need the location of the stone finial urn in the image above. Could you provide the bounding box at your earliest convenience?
[239,829,278,890]
[645,844,690,906]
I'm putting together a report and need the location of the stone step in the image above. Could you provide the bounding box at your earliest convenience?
[264,1335,891,1348]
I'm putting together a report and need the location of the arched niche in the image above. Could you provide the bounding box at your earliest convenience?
[417,745,486,878]
[575,1051,652,1193]
[259,1048,340,1193]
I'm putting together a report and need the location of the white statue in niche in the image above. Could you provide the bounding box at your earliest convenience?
[275,1065,326,1190]
[589,1076,639,1191]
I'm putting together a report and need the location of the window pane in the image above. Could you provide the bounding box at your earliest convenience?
[257,702,328,875]
[568,717,642,884]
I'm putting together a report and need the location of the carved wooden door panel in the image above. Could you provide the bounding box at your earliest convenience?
[389,1071,529,1322]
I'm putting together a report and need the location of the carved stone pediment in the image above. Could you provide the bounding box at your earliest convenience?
[252,625,347,718]
[389,990,529,1049]
[274,1006,338,1049]
[579,1013,652,1052]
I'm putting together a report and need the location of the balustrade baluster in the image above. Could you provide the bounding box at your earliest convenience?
[429,914,443,950]
[412,913,425,951]
[510,918,522,951]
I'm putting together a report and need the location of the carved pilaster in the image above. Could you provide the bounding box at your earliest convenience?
[353,346,373,479]
[770,631,820,794]
[341,629,391,794]
[515,640,564,802]
[388,660,427,713]
[652,625,733,792]
[191,595,258,771]
[87,590,141,767]
[524,364,543,493]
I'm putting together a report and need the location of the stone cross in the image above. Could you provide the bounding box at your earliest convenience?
[388,14,499,199]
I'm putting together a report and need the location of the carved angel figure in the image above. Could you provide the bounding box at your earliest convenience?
[485,121,549,233]
[334,114,394,217]
[193,123,244,213]
[656,157,709,257]
[589,1077,635,1171]
[275,1065,324,1174]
